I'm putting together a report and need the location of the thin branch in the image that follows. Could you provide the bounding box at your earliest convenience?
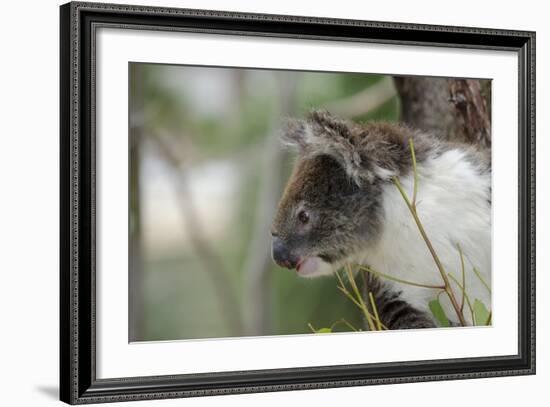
[357,265,444,290]
[457,244,466,313]
[409,138,418,207]
[325,76,397,119]
[340,319,360,332]
[149,130,245,335]
[330,318,359,332]
[436,289,447,303]
[486,311,492,325]
[362,271,387,330]
[368,292,383,331]
[337,286,363,309]
[473,267,492,294]
[335,271,347,295]
[447,273,475,323]
[345,265,376,331]
[336,270,382,331]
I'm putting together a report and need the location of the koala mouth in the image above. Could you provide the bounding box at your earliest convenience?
[295,256,335,277]
[296,257,321,275]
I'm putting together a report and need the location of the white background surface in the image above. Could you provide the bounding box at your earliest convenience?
[0,0,546,406]
[97,28,518,378]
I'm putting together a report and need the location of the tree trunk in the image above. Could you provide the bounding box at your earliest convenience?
[394,77,491,147]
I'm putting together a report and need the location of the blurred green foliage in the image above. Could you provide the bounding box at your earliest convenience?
[131,63,400,341]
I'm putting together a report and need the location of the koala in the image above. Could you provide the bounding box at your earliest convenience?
[271,110,491,329]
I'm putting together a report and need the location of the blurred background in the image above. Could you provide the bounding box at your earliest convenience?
[129,63,405,342]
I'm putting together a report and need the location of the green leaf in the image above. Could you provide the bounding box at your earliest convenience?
[473,299,491,326]
[315,327,332,334]
[308,323,333,334]
[429,299,450,327]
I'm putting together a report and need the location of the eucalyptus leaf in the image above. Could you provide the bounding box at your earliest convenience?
[473,299,491,326]
[315,327,333,334]
[429,299,450,327]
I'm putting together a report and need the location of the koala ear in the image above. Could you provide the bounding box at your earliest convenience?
[281,110,376,185]
[280,118,309,150]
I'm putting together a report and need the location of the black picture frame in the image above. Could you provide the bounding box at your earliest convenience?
[60,1,536,404]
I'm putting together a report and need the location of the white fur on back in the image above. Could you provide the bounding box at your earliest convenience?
[359,148,491,326]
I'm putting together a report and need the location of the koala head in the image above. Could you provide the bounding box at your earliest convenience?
[270,110,423,278]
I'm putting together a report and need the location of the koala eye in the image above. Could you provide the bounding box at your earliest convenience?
[297,209,310,225]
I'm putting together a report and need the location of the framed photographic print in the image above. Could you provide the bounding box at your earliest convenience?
[60,1,536,404]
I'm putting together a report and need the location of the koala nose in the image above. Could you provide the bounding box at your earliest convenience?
[271,236,298,269]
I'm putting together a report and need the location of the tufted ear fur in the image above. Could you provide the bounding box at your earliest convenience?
[281,110,373,185]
